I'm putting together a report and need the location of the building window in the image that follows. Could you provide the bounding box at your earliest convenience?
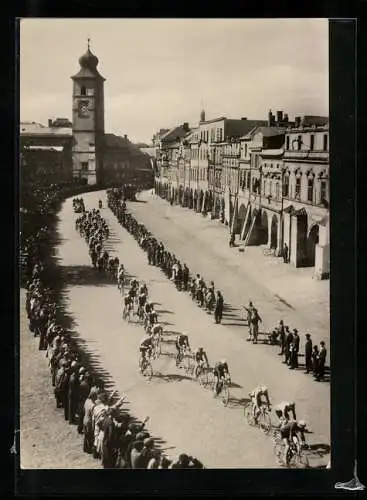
[275,182,280,200]
[246,172,251,189]
[310,135,315,151]
[323,134,328,151]
[81,162,88,170]
[307,178,314,202]
[286,136,290,150]
[80,86,86,96]
[295,177,301,198]
[320,180,328,202]
[283,174,289,197]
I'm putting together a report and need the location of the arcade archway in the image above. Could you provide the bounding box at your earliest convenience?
[306,224,319,267]
[258,210,269,245]
[270,215,278,249]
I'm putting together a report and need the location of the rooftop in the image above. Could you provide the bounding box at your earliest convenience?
[20,122,72,136]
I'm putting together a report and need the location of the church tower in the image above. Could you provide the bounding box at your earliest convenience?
[71,40,105,185]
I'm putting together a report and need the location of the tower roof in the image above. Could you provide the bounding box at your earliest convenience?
[71,39,105,81]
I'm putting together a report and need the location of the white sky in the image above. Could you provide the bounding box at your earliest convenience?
[20,18,329,144]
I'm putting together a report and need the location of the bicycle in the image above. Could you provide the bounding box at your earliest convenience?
[263,247,276,256]
[213,375,231,407]
[176,347,189,368]
[139,354,153,380]
[273,439,310,468]
[244,402,272,434]
[122,303,133,322]
[195,363,211,387]
[152,334,162,360]
[184,351,195,376]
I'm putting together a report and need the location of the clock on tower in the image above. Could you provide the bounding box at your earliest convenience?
[71,39,105,186]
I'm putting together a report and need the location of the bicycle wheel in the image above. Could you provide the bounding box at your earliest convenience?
[176,351,182,367]
[295,451,310,469]
[273,443,285,466]
[198,367,208,386]
[244,403,255,425]
[221,383,230,406]
[259,411,272,435]
[142,360,153,380]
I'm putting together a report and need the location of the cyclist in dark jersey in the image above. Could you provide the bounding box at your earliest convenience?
[280,420,307,466]
[175,333,190,355]
[193,347,209,378]
[213,359,230,395]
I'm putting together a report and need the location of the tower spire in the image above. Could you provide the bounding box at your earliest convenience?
[87,37,91,51]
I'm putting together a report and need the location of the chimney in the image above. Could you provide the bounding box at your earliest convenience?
[183,122,189,132]
[241,117,247,121]
[48,119,53,128]
[283,114,289,122]
[276,111,283,123]
[124,134,128,140]
[268,110,275,126]
[295,116,301,128]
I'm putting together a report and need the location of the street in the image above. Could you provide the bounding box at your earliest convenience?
[51,189,330,468]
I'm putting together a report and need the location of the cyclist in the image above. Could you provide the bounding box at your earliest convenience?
[213,359,231,396]
[139,335,154,368]
[193,347,209,378]
[137,289,148,319]
[279,419,307,467]
[145,308,158,330]
[274,401,297,423]
[151,323,163,352]
[176,333,191,360]
[249,385,271,424]
[123,292,133,320]
[117,264,125,285]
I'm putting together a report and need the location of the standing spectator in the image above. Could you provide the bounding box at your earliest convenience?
[283,243,289,263]
[311,345,320,377]
[277,320,286,355]
[251,308,262,344]
[182,264,189,291]
[316,341,327,381]
[244,301,254,341]
[83,387,98,454]
[214,291,224,324]
[77,369,91,434]
[304,334,313,374]
[68,361,80,424]
[130,440,145,469]
[284,328,294,365]
[289,329,300,369]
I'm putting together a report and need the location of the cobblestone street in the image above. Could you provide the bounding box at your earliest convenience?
[32,190,331,468]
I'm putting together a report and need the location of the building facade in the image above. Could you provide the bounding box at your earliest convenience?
[155,111,329,279]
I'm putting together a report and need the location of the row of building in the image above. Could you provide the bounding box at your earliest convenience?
[153,110,329,280]
[20,43,154,188]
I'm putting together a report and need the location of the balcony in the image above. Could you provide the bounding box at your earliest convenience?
[284,150,329,162]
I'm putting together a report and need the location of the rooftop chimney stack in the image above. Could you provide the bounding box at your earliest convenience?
[295,116,301,128]
[276,111,283,123]
[268,110,275,126]
[241,117,247,121]
[183,122,189,132]
[48,119,53,128]
[124,134,128,140]
[284,113,289,122]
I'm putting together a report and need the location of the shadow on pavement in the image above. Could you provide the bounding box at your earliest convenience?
[60,264,116,287]
[227,396,250,409]
[155,309,174,315]
[156,373,193,383]
[163,330,181,336]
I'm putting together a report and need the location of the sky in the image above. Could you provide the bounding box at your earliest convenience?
[20,18,329,144]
